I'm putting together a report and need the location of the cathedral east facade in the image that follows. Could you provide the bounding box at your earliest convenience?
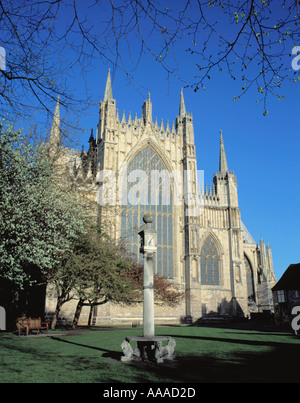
[45,71,276,325]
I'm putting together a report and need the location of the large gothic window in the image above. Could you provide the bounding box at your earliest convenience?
[120,145,174,278]
[244,255,255,302]
[200,236,220,285]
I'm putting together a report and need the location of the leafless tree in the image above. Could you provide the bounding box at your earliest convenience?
[1,0,299,120]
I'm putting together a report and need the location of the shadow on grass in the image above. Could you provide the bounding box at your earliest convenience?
[117,329,300,383]
[51,333,300,383]
[50,336,123,361]
[224,331,296,337]
[124,344,300,383]
[166,332,300,348]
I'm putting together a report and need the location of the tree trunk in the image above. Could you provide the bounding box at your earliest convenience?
[51,296,65,330]
[87,303,93,327]
[72,298,84,329]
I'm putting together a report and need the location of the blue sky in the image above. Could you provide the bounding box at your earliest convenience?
[15,1,300,280]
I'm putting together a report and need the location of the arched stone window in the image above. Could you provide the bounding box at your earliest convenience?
[244,255,255,302]
[200,236,220,285]
[120,145,174,278]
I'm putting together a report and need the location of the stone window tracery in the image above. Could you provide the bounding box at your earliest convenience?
[200,236,220,285]
[121,145,174,278]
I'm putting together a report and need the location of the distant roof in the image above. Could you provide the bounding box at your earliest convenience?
[241,221,256,244]
[272,263,300,291]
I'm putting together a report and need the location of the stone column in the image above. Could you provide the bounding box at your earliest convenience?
[138,213,157,338]
[143,252,155,338]
[121,213,176,363]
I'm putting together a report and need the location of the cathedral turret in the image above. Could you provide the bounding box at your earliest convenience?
[214,131,238,208]
[179,88,186,117]
[177,88,197,323]
[257,237,276,310]
[103,68,113,102]
[213,131,240,314]
[176,88,186,130]
[266,242,276,282]
[88,128,95,147]
[259,236,267,269]
[142,93,152,125]
[219,130,229,173]
[97,69,117,174]
[176,88,194,145]
[259,236,276,282]
[97,69,117,144]
[87,128,97,177]
[49,96,60,150]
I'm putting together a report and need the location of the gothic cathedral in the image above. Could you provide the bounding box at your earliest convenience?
[45,70,276,325]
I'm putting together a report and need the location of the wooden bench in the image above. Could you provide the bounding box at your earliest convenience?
[17,317,49,336]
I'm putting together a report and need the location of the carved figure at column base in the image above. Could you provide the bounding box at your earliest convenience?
[121,336,176,363]
[120,340,141,362]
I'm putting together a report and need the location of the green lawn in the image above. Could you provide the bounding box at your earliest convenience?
[0,325,299,383]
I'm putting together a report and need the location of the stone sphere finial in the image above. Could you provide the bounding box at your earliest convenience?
[143,213,153,224]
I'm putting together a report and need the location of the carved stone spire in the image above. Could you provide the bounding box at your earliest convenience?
[103,68,113,102]
[49,96,60,149]
[179,88,186,117]
[219,130,229,173]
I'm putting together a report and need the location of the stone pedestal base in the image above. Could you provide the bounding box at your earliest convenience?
[121,336,176,363]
